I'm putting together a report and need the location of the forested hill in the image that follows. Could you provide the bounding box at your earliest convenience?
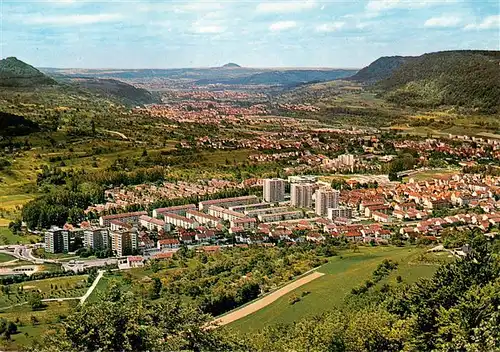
[349,56,417,83]
[379,50,500,113]
[352,50,500,113]
[0,57,57,87]
[69,77,159,106]
[0,111,40,137]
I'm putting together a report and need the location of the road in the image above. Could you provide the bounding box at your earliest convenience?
[80,270,104,304]
[212,271,325,327]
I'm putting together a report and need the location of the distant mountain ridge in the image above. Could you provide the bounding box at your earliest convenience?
[354,50,500,113]
[0,57,56,87]
[196,69,358,86]
[221,63,241,68]
[349,56,417,83]
[69,77,159,106]
[41,67,358,87]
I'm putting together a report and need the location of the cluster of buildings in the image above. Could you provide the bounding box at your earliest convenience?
[44,172,500,264]
[132,101,268,125]
[86,179,245,214]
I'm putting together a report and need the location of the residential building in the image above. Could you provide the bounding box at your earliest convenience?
[139,215,166,232]
[199,195,259,211]
[185,210,221,227]
[230,217,257,229]
[263,178,286,203]
[111,230,138,257]
[163,213,198,229]
[327,207,353,220]
[258,211,303,223]
[99,211,147,227]
[229,202,271,213]
[44,227,69,254]
[315,188,340,216]
[208,205,246,221]
[291,183,313,208]
[83,228,109,251]
[245,206,289,218]
[152,204,196,218]
[157,238,180,250]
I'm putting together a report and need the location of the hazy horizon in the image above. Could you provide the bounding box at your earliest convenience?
[1,0,498,69]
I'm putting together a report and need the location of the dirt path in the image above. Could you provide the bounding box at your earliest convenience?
[80,270,104,304]
[103,130,128,140]
[213,271,324,326]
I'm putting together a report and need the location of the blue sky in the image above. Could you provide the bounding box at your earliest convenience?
[1,0,499,68]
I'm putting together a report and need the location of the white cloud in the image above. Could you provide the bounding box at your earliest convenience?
[191,22,226,34]
[178,2,224,12]
[366,0,457,13]
[269,21,297,31]
[257,0,316,13]
[424,16,461,28]
[26,13,123,25]
[316,22,345,32]
[464,15,500,30]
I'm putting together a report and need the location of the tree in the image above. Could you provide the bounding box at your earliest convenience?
[32,291,239,352]
[28,292,43,311]
[149,277,162,299]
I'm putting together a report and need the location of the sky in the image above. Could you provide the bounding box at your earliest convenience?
[0,0,499,68]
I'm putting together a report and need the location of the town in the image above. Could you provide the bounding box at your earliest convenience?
[33,170,499,272]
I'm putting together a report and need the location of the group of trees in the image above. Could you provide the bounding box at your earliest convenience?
[114,245,331,318]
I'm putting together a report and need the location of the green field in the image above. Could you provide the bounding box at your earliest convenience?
[0,253,16,263]
[0,227,40,245]
[405,168,460,182]
[228,246,443,332]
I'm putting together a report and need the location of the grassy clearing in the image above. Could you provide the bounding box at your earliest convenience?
[228,246,441,333]
[0,253,16,263]
[0,227,40,245]
[406,168,460,182]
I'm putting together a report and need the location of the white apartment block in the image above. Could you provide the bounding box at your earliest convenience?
[83,228,109,251]
[199,195,260,211]
[244,206,289,218]
[263,178,286,203]
[152,204,196,218]
[208,205,246,221]
[139,215,166,232]
[258,211,303,223]
[291,183,313,208]
[327,207,353,220]
[315,188,340,216]
[99,211,147,227]
[186,210,221,227]
[229,202,271,213]
[44,227,69,254]
[163,213,198,229]
[230,217,257,229]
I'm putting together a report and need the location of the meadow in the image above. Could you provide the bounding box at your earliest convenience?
[228,246,446,332]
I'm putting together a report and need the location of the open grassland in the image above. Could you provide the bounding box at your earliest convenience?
[0,227,40,245]
[228,246,444,332]
[404,168,461,182]
[0,253,16,263]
